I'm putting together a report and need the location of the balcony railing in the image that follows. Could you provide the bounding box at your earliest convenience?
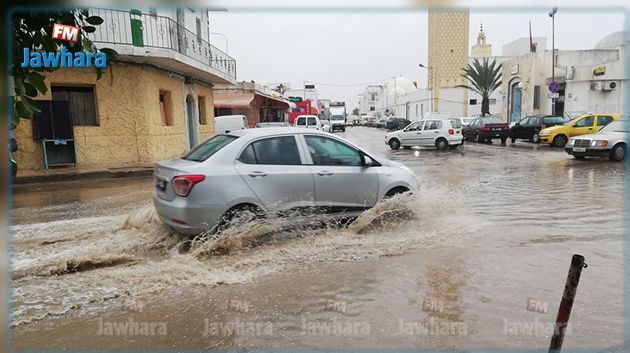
[87,8,236,80]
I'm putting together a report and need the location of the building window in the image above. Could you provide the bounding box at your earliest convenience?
[198,96,207,125]
[369,107,375,111]
[215,107,232,116]
[159,91,173,126]
[489,98,497,105]
[370,94,376,101]
[51,85,98,126]
[469,99,478,105]
[196,18,202,39]
[533,85,541,109]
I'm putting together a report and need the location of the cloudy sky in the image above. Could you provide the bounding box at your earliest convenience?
[209,9,625,110]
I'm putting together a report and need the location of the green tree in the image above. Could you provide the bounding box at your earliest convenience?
[456,58,502,117]
[11,9,117,124]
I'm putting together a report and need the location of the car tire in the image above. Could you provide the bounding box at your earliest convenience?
[477,134,485,143]
[510,136,516,143]
[609,143,626,162]
[500,137,507,144]
[552,134,568,147]
[435,138,448,151]
[341,127,346,132]
[214,204,265,234]
[532,130,540,143]
[385,186,409,198]
[389,139,401,150]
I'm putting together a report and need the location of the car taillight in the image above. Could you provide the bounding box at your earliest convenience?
[448,128,454,135]
[172,175,205,197]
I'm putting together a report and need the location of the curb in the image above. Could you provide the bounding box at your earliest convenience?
[13,168,154,185]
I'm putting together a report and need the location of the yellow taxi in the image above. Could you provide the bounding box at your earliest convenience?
[539,113,622,147]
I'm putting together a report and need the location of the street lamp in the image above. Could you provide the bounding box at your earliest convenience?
[549,7,558,115]
[419,64,434,112]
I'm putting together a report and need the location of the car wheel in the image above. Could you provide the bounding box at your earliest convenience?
[214,204,265,234]
[609,143,626,162]
[476,134,484,143]
[435,138,448,151]
[552,134,568,147]
[341,127,346,132]
[574,155,586,160]
[510,136,516,143]
[385,186,409,198]
[389,139,401,150]
[532,130,540,143]
[500,137,507,144]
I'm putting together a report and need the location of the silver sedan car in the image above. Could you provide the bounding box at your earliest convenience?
[565,119,629,161]
[153,127,418,234]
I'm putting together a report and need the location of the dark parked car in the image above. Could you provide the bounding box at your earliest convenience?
[509,115,565,143]
[464,116,510,143]
[386,117,411,131]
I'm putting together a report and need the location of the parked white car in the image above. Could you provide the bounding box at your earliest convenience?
[320,119,332,133]
[565,119,629,161]
[294,115,321,130]
[215,115,248,134]
[384,118,463,151]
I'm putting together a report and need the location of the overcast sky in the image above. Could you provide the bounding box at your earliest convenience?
[209,9,625,110]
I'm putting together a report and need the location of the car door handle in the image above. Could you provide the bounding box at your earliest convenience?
[248,171,267,177]
[317,170,334,176]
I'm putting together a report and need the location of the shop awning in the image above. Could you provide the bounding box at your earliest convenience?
[213,93,255,108]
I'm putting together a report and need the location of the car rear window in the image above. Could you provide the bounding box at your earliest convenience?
[544,117,564,124]
[450,119,462,128]
[482,117,504,124]
[183,135,237,162]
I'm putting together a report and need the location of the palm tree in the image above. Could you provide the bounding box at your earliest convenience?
[457,58,502,117]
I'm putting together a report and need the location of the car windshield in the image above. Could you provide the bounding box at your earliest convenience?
[481,117,503,124]
[601,120,629,133]
[331,115,344,121]
[182,134,237,162]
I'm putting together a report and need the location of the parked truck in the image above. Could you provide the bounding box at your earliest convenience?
[329,101,347,132]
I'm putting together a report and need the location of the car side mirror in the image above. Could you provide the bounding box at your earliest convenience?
[362,155,374,167]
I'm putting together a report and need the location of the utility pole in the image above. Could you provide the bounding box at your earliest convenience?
[419,64,434,112]
[549,7,558,116]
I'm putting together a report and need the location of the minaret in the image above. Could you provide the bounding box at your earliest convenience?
[428,9,470,111]
[471,22,492,58]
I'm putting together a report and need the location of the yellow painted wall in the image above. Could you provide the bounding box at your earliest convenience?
[13,62,215,171]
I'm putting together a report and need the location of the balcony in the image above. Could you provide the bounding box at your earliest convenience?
[87,8,236,84]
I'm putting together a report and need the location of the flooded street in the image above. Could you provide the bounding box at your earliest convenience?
[10,127,625,350]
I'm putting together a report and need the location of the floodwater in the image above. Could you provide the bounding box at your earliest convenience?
[10,127,625,350]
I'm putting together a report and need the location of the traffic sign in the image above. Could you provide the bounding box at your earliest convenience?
[548,81,559,93]
[548,92,559,99]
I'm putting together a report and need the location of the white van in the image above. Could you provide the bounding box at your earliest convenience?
[293,115,321,130]
[215,115,248,134]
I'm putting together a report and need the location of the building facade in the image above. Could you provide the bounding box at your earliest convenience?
[213,82,292,127]
[428,8,470,112]
[501,31,627,123]
[13,7,236,172]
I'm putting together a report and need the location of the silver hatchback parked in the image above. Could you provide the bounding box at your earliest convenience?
[153,128,418,234]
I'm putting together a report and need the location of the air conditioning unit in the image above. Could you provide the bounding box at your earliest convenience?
[591,81,604,91]
[603,81,618,91]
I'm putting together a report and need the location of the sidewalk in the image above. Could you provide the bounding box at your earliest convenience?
[14,165,154,184]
